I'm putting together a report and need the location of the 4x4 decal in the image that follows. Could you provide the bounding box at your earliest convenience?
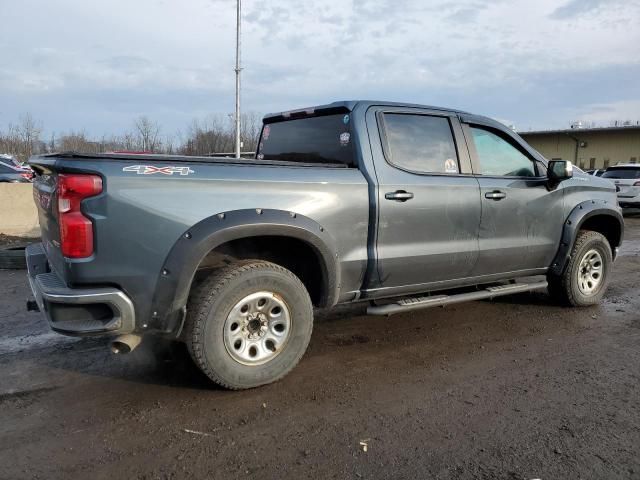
[123,165,194,176]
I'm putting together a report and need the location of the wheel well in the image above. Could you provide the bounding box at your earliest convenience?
[580,215,622,252]
[195,236,328,306]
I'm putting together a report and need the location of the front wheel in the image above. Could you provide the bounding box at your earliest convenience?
[184,260,313,389]
[547,230,612,306]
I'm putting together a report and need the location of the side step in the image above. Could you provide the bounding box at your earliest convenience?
[366,281,548,316]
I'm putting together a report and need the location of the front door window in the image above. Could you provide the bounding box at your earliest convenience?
[470,127,537,177]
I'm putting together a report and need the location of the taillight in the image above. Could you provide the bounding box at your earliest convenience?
[58,174,102,258]
[20,173,31,179]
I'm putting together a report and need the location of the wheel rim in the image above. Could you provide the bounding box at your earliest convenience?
[577,248,604,295]
[223,291,292,366]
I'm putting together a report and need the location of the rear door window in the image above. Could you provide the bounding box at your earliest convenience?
[257,114,354,166]
[381,113,459,174]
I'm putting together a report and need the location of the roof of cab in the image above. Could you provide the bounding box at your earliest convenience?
[263,100,469,122]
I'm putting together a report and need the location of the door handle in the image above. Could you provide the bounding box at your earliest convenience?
[484,191,507,201]
[385,190,414,202]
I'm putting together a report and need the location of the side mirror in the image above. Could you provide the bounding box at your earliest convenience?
[548,160,573,184]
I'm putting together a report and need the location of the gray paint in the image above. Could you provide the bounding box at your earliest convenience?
[28,100,623,338]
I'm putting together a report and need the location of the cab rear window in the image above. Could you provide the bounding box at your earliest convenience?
[602,168,640,179]
[257,114,355,166]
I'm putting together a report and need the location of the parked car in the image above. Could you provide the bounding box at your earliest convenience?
[601,165,640,209]
[586,169,606,177]
[1,153,22,167]
[1,154,34,181]
[0,161,32,183]
[26,100,624,389]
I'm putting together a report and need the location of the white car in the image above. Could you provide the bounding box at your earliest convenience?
[602,165,640,209]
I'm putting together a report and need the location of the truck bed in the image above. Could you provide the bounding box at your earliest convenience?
[34,152,350,169]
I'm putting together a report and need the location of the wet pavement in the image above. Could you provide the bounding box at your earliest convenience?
[1,218,639,479]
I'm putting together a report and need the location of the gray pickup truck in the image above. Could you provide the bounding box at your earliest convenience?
[27,101,623,389]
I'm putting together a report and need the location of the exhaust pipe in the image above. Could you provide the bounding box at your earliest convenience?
[110,334,142,354]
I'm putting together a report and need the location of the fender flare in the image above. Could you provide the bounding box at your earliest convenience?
[148,209,340,334]
[550,199,624,275]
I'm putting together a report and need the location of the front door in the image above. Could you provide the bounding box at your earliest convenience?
[365,107,482,297]
[462,122,564,276]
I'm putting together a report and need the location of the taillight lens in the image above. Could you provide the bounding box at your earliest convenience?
[58,174,102,258]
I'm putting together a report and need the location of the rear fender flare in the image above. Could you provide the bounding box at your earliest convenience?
[149,209,340,334]
[550,200,624,275]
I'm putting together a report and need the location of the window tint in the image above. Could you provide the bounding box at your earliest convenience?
[470,127,536,177]
[0,163,13,173]
[257,114,354,166]
[382,114,459,174]
[602,168,640,179]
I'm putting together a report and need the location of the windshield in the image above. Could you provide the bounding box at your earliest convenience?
[602,168,640,179]
[256,114,355,166]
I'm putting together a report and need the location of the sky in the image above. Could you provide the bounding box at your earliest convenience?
[1,0,639,136]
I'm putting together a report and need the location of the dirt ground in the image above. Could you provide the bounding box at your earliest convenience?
[1,219,639,480]
[0,234,38,249]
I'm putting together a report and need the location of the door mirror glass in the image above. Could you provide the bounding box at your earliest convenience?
[548,160,573,182]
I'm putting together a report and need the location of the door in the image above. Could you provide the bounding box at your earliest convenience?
[463,122,564,276]
[365,108,481,297]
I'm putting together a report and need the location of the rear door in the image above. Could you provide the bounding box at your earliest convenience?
[364,106,481,297]
[461,120,564,276]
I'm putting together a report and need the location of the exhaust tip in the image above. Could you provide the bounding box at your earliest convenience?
[110,334,141,354]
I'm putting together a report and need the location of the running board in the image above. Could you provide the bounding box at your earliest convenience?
[366,281,548,316]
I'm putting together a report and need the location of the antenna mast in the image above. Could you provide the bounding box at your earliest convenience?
[234,0,242,159]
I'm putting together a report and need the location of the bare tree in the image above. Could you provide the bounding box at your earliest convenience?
[134,116,162,152]
[240,112,262,152]
[16,113,42,159]
[0,111,263,160]
[0,113,43,161]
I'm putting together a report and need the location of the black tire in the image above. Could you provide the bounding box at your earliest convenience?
[547,230,612,306]
[184,260,313,389]
[0,247,27,269]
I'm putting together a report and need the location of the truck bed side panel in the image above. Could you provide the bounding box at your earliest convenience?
[30,157,369,325]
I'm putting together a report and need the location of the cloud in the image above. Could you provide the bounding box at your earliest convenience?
[0,0,639,136]
[550,0,605,19]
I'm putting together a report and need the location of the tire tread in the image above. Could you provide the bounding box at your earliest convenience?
[184,260,312,389]
[548,230,611,306]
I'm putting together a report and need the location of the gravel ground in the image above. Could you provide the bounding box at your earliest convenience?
[1,218,639,480]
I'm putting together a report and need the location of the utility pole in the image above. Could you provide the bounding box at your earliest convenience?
[234,0,242,159]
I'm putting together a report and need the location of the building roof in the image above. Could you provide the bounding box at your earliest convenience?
[520,125,640,136]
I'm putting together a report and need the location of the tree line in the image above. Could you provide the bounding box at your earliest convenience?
[0,113,263,162]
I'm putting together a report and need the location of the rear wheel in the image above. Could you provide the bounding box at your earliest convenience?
[184,260,313,389]
[547,230,612,306]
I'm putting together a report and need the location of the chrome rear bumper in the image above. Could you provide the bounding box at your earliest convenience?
[26,243,135,336]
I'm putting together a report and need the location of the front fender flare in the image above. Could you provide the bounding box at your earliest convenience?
[148,209,340,335]
[550,199,623,275]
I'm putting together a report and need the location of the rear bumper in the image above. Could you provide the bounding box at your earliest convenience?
[617,193,640,208]
[26,243,135,336]
[618,200,640,208]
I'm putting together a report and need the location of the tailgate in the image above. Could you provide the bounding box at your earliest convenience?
[31,170,66,277]
[613,179,639,197]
